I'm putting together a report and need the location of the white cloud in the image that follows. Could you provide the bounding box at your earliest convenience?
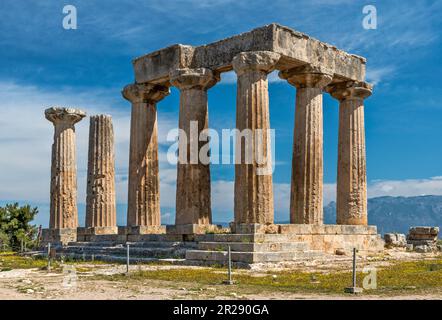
[2,81,442,225]
[366,66,395,85]
[219,70,282,85]
[0,81,177,206]
[368,176,442,198]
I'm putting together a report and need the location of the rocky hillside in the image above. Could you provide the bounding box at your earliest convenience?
[324,195,442,235]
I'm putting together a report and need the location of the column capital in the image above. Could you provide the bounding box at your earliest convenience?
[327,81,373,101]
[45,107,86,125]
[169,68,220,90]
[279,64,333,89]
[232,51,281,76]
[122,83,170,104]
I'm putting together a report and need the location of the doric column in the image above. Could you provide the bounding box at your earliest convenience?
[45,107,86,229]
[327,81,373,225]
[85,115,117,230]
[232,51,280,225]
[170,68,219,226]
[279,65,333,225]
[122,83,169,227]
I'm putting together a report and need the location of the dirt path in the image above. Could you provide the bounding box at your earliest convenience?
[0,265,441,300]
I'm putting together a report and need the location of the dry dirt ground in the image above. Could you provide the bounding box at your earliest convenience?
[0,249,441,300]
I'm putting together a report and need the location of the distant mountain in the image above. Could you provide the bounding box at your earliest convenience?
[324,195,442,235]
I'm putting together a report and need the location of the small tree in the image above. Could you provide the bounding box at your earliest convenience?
[0,230,9,251]
[0,203,38,251]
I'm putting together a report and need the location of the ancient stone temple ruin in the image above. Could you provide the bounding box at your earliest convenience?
[42,24,384,266]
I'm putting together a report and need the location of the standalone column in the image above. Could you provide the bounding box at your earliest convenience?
[279,65,332,224]
[232,51,280,225]
[44,107,85,245]
[327,81,373,225]
[170,68,219,228]
[122,83,169,232]
[85,115,117,234]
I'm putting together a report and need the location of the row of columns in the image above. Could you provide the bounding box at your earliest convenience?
[45,108,117,231]
[45,50,372,233]
[122,50,372,229]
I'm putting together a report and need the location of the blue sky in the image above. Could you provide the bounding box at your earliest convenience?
[1,0,442,226]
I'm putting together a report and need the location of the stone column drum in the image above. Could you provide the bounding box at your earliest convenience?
[279,65,332,225]
[170,68,219,231]
[327,81,373,225]
[44,107,85,244]
[85,115,117,234]
[232,51,280,225]
[122,83,169,234]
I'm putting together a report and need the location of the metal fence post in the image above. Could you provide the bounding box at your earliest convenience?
[126,244,130,275]
[47,243,51,272]
[345,247,363,294]
[223,245,233,285]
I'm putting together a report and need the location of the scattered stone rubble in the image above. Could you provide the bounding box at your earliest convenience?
[384,226,440,253]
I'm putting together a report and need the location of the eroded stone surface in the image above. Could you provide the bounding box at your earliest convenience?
[45,107,86,229]
[406,226,439,252]
[280,65,332,225]
[233,51,279,224]
[327,81,372,225]
[122,83,170,227]
[170,68,219,226]
[85,115,117,231]
[384,233,407,247]
[133,24,365,84]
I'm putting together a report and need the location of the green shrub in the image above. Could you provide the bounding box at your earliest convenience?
[0,203,38,251]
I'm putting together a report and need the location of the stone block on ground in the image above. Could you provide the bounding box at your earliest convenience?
[407,226,439,240]
[384,233,407,247]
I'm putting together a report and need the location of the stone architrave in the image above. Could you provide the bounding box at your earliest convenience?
[279,65,333,225]
[232,51,280,225]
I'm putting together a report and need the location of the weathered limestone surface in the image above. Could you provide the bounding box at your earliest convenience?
[280,65,332,225]
[85,115,117,232]
[406,226,439,250]
[77,24,384,264]
[170,68,219,225]
[45,107,86,229]
[232,51,280,224]
[122,83,169,227]
[327,81,372,225]
[133,24,365,85]
[384,233,407,247]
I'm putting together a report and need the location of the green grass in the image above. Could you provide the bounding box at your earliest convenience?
[95,259,442,296]
[2,251,442,297]
[0,252,111,273]
[0,252,50,270]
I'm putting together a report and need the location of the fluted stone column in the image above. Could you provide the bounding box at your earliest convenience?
[232,51,280,225]
[122,83,169,232]
[44,107,85,244]
[279,65,332,225]
[170,68,219,229]
[85,115,117,233]
[327,81,373,225]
